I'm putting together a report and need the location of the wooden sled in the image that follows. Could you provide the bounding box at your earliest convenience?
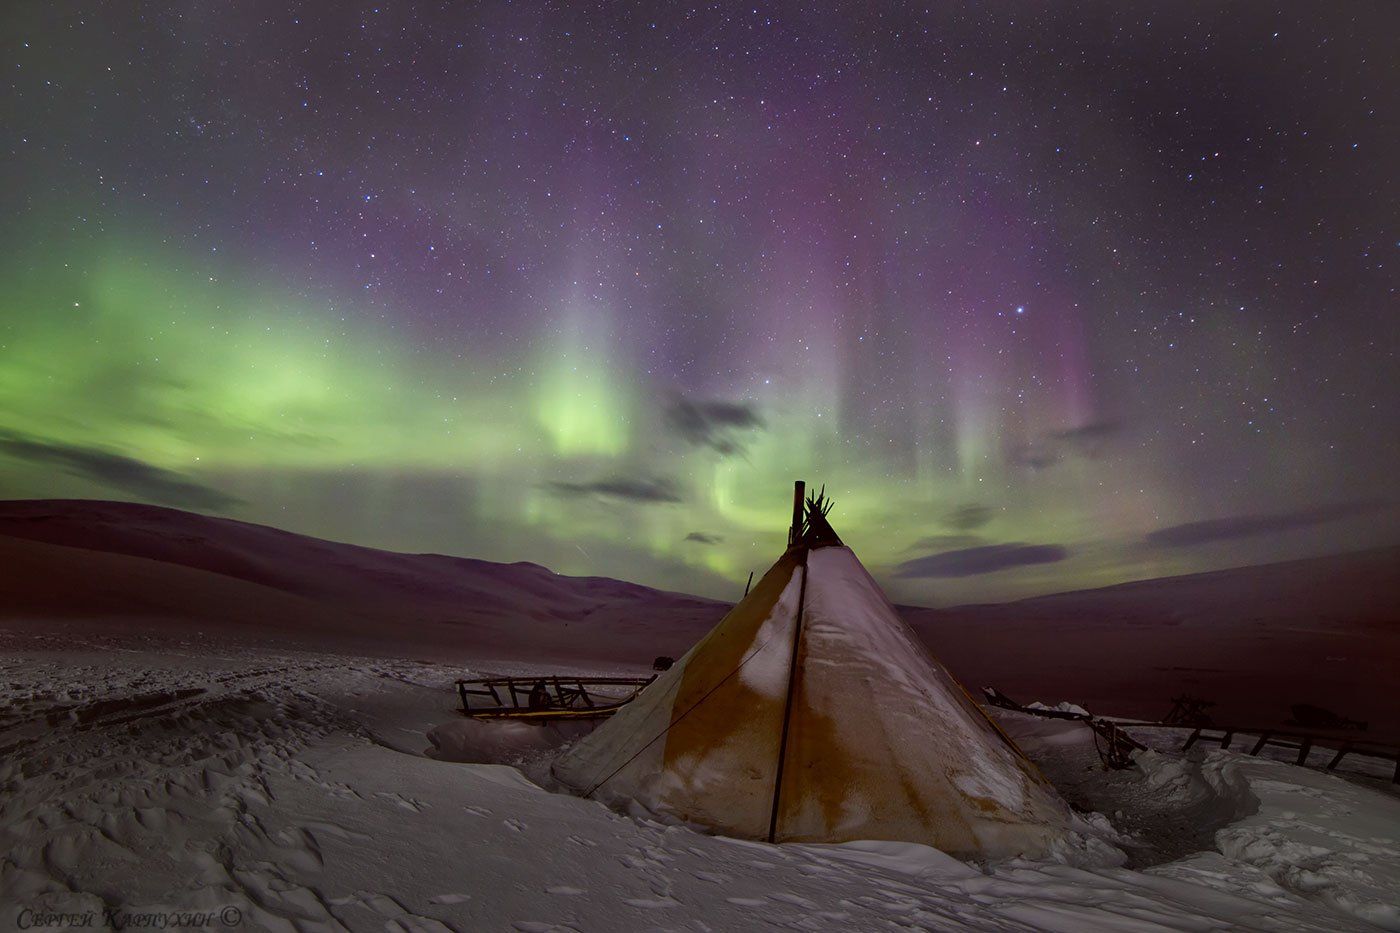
[456,675,654,721]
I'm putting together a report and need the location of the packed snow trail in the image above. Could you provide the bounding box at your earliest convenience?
[0,636,1395,931]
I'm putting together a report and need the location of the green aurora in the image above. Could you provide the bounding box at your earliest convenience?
[4,235,1389,606]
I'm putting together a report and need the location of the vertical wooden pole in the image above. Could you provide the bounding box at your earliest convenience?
[768,547,809,844]
[788,480,806,547]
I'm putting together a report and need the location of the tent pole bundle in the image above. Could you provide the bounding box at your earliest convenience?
[553,481,1071,859]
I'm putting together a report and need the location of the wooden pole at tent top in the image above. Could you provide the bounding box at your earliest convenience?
[771,479,811,843]
[788,480,806,547]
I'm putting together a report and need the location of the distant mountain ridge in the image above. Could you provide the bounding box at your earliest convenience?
[1,499,1395,736]
[0,499,693,609]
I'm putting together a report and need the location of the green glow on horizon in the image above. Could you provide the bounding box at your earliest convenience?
[0,245,546,473]
[0,236,1236,604]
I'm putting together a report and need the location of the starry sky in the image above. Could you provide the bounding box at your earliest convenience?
[2,2,1397,605]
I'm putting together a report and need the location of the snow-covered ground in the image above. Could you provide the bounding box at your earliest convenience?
[3,631,1396,932]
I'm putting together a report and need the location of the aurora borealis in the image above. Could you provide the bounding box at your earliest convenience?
[1,3,1396,605]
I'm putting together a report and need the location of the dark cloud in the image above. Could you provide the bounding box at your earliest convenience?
[1051,419,1124,447]
[908,533,983,551]
[0,430,240,510]
[1008,420,1125,471]
[895,543,1069,578]
[684,532,722,545]
[1145,501,1385,548]
[1007,443,1062,471]
[665,396,764,455]
[1051,420,1124,459]
[546,476,682,504]
[943,504,994,530]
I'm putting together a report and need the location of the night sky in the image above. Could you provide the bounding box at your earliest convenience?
[2,3,1396,605]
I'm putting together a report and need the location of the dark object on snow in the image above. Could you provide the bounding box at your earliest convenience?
[979,685,1142,768]
[1089,719,1144,770]
[1162,695,1215,727]
[982,686,1021,710]
[1286,704,1367,731]
[652,656,674,672]
[980,686,1088,720]
[990,687,1400,785]
[1183,726,1397,782]
[456,674,654,721]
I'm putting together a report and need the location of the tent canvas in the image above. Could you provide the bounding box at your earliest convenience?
[552,485,1070,859]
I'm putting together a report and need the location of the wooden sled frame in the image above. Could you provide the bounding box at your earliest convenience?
[984,686,1400,783]
[456,675,655,721]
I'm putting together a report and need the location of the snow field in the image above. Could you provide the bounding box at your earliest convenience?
[1,638,1396,931]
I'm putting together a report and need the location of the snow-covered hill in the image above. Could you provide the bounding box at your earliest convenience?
[0,499,723,666]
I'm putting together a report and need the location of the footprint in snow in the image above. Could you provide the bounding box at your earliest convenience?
[429,894,471,904]
[329,891,410,916]
[503,818,526,832]
[384,920,454,933]
[375,791,426,812]
[545,886,585,896]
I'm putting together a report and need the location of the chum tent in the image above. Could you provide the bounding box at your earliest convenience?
[553,483,1072,860]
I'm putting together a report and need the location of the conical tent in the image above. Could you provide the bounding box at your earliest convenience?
[552,485,1070,859]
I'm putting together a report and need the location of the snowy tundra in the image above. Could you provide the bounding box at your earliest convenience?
[1,633,1397,932]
